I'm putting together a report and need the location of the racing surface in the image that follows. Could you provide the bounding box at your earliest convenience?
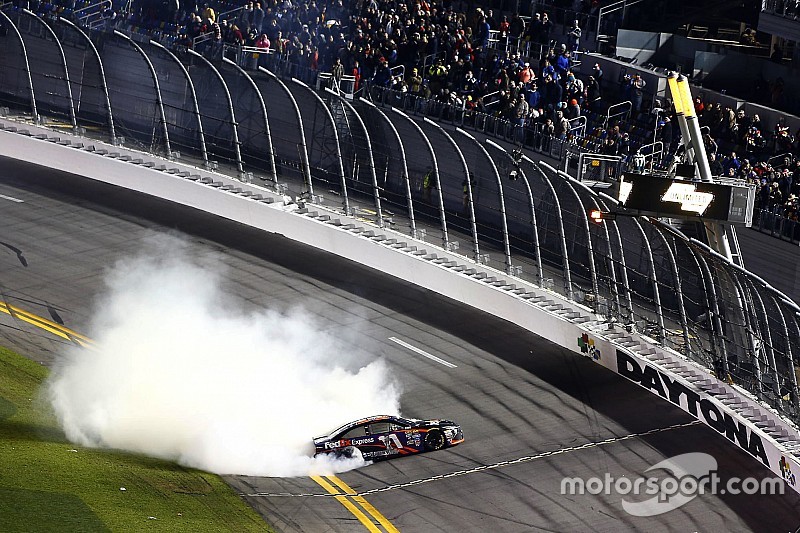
[1,156,799,532]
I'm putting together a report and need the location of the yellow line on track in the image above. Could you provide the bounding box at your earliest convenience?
[2,302,398,531]
[326,475,400,533]
[311,476,383,533]
[0,302,93,346]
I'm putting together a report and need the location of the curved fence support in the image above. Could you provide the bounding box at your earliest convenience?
[597,193,632,320]
[393,109,447,247]
[57,17,114,144]
[327,89,382,227]
[114,30,170,157]
[573,182,621,318]
[486,140,543,286]
[263,67,310,193]
[359,97,416,238]
[650,220,691,352]
[741,275,782,403]
[223,57,276,182]
[558,171,599,309]
[22,9,76,131]
[423,121,477,259]
[148,41,206,166]
[458,128,512,273]
[0,10,37,122]
[292,78,349,213]
[689,244,727,371]
[782,306,800,409]
[693,239,765,397]
[525,157,573,300]
[732,272,766,399]
[631,217,665,342]
[188,49,241,174]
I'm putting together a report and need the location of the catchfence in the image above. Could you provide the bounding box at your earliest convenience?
[1,9,799,427]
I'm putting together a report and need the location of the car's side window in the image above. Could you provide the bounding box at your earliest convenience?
[369,422,392,434]
[341,425,368,439]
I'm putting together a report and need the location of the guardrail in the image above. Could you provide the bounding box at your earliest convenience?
[604,100,632,128]
[2,17,800,492]
[2,116,799,499]
[753,208,800,244]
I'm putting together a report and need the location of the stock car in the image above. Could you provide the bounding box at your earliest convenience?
[313,415,464,461]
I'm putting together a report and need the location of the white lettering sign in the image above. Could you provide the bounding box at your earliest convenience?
[661,183,713,214]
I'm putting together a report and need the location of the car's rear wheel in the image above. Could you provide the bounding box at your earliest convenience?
[424,429,446,451]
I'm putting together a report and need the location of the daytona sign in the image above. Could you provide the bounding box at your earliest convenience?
[616,350,769,467]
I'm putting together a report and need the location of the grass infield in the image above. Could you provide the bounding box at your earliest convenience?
[0,346,271,532]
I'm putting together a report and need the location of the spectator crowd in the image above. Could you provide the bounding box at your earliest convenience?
[125,0,800,224]
[14,0,800,224]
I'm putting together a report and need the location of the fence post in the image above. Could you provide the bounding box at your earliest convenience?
[57,17,115,143]
[23,10,76,131]
[0,10,38,123]
[115,30,171,158]
[327,88,382,227]
[261,67,311,193]
[149,40,207,167]
[223,57,277,183]
[460,132,512,273]
[292,78,349,214]
[188,48,242,173]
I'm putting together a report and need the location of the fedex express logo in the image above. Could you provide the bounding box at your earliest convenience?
[324,437,374,449]
[661,183,714,214]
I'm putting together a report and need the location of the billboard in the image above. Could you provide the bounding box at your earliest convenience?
[616,173,754,226]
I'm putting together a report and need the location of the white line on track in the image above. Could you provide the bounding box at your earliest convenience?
[388,336,457,368]
[0,193,23,203]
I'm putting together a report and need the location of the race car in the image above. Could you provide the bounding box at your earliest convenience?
[313,415,464,461]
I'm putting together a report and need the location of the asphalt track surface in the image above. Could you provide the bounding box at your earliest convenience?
[1,156,799,532]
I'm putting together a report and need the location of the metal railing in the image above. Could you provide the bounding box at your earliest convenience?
[604,100,632,128]
[762,0,800,18]
[596,0,647,42]
[753,208,800,244]
[1,19,800,429]
[75,0,112,28]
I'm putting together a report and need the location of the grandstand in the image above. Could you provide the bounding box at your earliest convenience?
[2,0,800,522]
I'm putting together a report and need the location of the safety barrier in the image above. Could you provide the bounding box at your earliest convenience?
[1,119,798,497]
[753,208,800,244]
[1,12,800,491]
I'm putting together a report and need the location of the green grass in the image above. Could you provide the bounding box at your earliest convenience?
[0,346,271,532]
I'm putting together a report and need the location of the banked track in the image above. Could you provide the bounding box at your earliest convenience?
[2,157,800,531]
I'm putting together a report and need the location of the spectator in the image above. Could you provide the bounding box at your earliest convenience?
[592,62,603,85]
[509,13,525,41]
[566,19,581,52]
[408,67,423,97]
[566,98,581,119]
[540,12,553,45]
[555,110,569,140]
[555,44,570,79]
[255,33,270,51]
[630,74,646,113]
[331,57,344,90]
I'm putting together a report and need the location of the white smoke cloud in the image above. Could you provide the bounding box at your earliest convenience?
[46,234,401,477]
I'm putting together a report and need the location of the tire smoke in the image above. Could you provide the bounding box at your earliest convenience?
[46,234,401,476]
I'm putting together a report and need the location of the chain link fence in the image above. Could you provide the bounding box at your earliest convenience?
[1,14,799,426]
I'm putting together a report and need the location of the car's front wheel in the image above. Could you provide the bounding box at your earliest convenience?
[424,429,446,451]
